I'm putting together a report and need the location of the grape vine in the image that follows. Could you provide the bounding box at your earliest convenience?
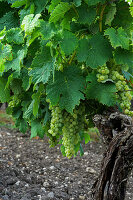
[0,0,132,158]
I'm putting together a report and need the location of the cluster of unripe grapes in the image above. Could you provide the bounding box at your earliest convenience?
[111,70,133,116]
[8,95,20,107]
[96,65,133,116]
[48,104,85,158]
[96,65,110,82]
[48,106,63,137]
[62,104,85,158]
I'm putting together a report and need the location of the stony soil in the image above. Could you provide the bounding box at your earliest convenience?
[0,127,133,200]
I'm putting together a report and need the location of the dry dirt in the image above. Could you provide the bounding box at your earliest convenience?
[0,127,133,200]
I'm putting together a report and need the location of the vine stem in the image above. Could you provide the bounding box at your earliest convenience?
[68,51,76,65]
[99,3,107,32]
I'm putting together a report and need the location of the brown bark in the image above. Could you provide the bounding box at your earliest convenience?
[92,112,133,200]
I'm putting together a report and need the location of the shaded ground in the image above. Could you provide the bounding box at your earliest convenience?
[0,127,133,200]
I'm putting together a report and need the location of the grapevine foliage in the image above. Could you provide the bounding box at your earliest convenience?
[0,0,133,158]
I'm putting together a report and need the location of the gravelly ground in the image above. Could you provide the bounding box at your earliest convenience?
[0,127,133,200]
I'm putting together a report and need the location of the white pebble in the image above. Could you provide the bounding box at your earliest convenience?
[84,152,89,156]
[15,181,20,185]
[49,166,55,170]
[47,192,54,198]
[86,167,96,174]
[79,195,85,200]
[43,181,49,187]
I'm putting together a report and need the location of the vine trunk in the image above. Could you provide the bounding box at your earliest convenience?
[92,112,133,200]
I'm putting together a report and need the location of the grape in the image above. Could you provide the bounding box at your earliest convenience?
[8,95,20,107]
[97,65,109,82]
[62,103,85,158]
[48,106,63,137]
[110,70,133,116]
[48,103,88,157]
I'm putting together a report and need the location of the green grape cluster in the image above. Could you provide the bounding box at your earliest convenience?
[62,104,85,159]
[48,106,63,137]
[110,70,133,116]
[96,65,110,82]
[8,96,20,107]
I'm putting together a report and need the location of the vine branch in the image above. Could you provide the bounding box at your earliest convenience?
[99,3,107,32]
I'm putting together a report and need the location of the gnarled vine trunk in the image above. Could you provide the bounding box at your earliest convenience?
[92,112,133,200]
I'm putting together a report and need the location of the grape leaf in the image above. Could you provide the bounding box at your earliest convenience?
[77,34,112,68]
[49,2,71,23]
[0,77,10,102]
[10,78,22,94]
[104,27,130,50]
[60,30,78,55]
[48,0,61,12]
[0,11,18,31]
[34,0,48,14]
[32,94,40,117]
[77,4,96,25]
[84,0,105,6]
[114,48,133,68]
[46,66,85,113]
[0,43,13,72]
[84,132,91,144]
[73,0,81,7]
[6,28,24,44]
[31,46,52,68]
[19,119,28,133]
[20,68,30,91]
[21,14,41,35]
[86,72,116,106]
[32,84,44,117]
[6,0,16,3]
[0,42,12,60]
[30,120,44,139]
[29,62,54,85]
[40,21,56,40]
[23,101,33,119]
[122,70,133,81]
[105,3,116,26]
[80,144,84,156]
[29,47,53,84]
[5,46,27,72]
[130,3,133,16]
[11,0,26,8]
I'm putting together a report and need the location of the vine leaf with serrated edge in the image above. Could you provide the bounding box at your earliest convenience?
[77,34,112,68]
[49,2,71,23]
[86,72,116,106]
[0,77,10,102]
[30,120,44,139]
[46,66,85,113]
[29,46,54,84]
[60,30,78,55]
[105,3,116,26]
[21,14,41,35]
[104,27,130,50]
[114,48,133,69]
[6,28,24,44]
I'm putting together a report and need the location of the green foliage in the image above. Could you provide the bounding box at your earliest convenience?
[104,27,130,50]
[6,28,24,44]
[21,14,41,35]
[105,3,116,26]
[86,72,116,106]
[0,11,19,31]
[0,78,10,102]
[0,0,133,158]
[46,66,85,113]
[60,30,78,55]
[49,2,71,23]
[77,34,112,68]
